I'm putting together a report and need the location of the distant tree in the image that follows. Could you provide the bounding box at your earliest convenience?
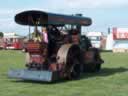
[0,32,3,37]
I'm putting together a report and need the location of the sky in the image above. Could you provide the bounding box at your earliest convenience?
[0,0,128,35]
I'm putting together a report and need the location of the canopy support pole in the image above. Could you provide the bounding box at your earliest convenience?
[28,25,31,40]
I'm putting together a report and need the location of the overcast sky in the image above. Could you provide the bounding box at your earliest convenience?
[0,0,128,35]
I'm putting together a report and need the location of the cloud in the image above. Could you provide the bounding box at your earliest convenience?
[68,0,128,8]
[43,0,128,9]
[0,0,128,35]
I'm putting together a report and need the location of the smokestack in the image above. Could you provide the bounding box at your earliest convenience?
[108,27,111,34]
[75,14,82,33]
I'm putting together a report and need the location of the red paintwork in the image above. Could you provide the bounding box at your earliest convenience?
[113,28,128,40]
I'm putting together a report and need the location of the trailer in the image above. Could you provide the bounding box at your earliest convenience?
[112,28,128,52]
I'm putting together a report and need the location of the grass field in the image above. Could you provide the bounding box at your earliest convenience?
[0,50,128,96]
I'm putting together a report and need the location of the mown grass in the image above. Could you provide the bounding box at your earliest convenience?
[0,50,128,96]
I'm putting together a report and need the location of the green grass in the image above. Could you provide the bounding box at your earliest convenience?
[0,50,128,96]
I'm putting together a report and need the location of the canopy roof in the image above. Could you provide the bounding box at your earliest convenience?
[15,10,92,26]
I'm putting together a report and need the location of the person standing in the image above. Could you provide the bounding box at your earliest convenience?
[41,27,48,43]
[41,27,48,61]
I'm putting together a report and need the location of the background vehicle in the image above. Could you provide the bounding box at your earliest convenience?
[0,32,24,50]
[86,32,103,48]
[8,10,104,82]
